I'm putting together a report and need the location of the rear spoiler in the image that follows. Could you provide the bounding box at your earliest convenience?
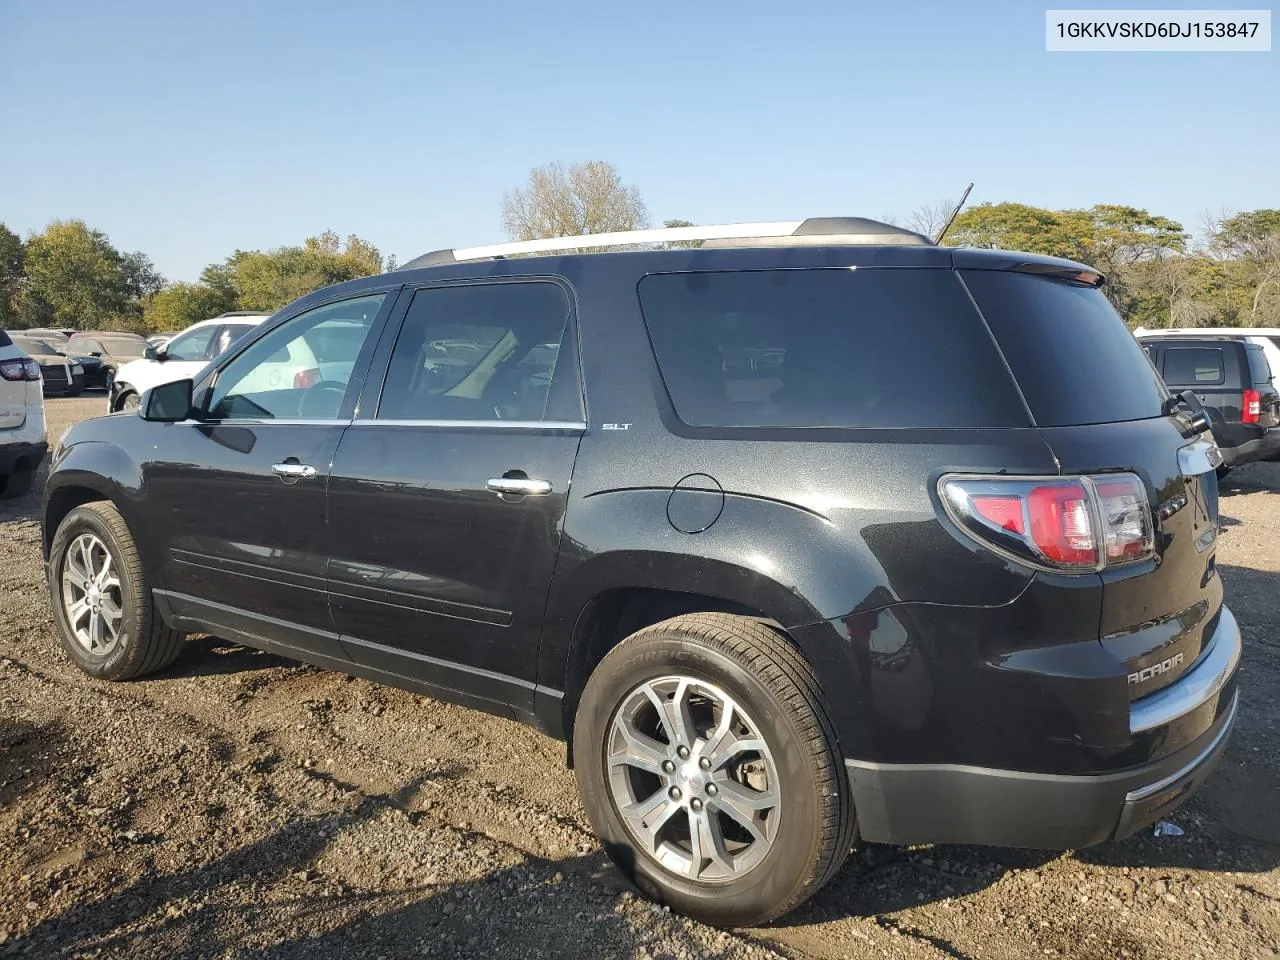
[1009,262,1105,287]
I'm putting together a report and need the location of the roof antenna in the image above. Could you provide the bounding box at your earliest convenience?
[933,182,974,244]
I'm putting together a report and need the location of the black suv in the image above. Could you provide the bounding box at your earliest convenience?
[42,219,1240,926]
[1139,334,1280,471]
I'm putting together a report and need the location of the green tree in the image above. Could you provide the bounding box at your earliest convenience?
[22,220,162,331]
[943,202,1187,318]
[662,218,703,249]
[228,231,385,312]
[143,282,238,332]
[0,223,24,325]
[1209,209,1280,322]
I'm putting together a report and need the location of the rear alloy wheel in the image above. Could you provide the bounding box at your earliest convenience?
[49,502,187,680]
[118,391,140,412]
[607,676,780,883]
[575,613,855,926]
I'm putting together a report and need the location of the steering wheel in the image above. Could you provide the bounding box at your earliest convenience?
[298,380,347,419]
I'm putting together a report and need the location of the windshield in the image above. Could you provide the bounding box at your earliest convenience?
[13,337,58,356]
[102,337,146,358]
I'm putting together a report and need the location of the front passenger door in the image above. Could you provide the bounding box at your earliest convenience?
[144,292,392,660]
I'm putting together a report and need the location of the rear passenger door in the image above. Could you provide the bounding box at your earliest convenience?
[326,279,584,714]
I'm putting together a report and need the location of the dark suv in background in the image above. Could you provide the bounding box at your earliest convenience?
[41,218,1240,926]
[1139,334,1280,472]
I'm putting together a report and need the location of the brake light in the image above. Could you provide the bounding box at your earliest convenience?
[941,473,1154,572]
[293,368,321,389]
[0,358,41,382]
[1242,388,1261,424]
[1027,483,1096,566]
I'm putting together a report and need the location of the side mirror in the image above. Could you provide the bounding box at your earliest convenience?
[90,351,102,358]
[140,379,194,422]
[144,344,159,361]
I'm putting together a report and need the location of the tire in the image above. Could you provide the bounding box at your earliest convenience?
[117,391,140,412]
[0,465,34,500]
[48,501,186,680]
[574,613,855,926]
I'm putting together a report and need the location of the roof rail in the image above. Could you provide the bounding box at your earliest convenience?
[400,217,931,269]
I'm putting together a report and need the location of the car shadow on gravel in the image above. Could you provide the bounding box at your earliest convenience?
[0,717,65,809]
[12,769,465,959]
[168,636,297,678]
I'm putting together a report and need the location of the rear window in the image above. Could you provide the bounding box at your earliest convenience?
[1163,347,1225,386]
[962,271,1167,427]
[101,337,145,358]
[637,268,1028,429]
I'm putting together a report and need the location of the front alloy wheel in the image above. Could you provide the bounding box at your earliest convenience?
[49,501,187,680]
[61,533,125,656]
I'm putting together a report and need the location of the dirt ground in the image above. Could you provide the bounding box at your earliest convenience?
[1,396,1278,960]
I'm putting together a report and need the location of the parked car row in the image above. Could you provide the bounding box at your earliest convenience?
[8,328,137,393]
[41,218,1245,927]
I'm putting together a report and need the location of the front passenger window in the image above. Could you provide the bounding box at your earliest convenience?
[206,294,385,421]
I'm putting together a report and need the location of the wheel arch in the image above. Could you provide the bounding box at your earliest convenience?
[539,551,860,757]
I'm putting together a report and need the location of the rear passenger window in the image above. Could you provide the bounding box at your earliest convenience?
[378,282,572,422]
[1163,348,1225,386]
[637,268,1028,429]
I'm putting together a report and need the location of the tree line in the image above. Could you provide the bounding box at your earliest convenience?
[3,162,1277,335]
[0,220,390,334]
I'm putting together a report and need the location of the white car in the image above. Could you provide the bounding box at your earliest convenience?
[110,313,270,411]
[1134,326,1280,385]
[0,329,48,499]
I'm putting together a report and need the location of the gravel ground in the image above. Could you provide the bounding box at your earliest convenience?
[1,395,1278,959]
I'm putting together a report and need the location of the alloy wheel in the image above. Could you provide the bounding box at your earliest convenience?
[61,533,125,656]
[606,675,780,882]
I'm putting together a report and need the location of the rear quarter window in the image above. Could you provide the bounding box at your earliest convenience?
[637,268,1029,429]
[961,271,1168,427]
[0,330,11,348]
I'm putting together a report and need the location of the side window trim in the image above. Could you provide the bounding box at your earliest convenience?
[354,275,585,426]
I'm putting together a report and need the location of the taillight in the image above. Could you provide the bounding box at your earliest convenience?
[0,358,41,382]
[293,368,321,389]
[941,473,1154,572]
[1242,388,1261,424]
[1027,483,1096,567]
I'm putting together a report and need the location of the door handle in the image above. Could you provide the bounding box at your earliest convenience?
[487,477,552,497]
[272,462,318,481]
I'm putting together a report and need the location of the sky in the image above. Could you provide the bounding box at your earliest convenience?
[1,0,1277,282]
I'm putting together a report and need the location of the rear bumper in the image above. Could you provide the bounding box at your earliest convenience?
[0,441,48,474]
[1221,427,1280,467]
[848,604,1241,849]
